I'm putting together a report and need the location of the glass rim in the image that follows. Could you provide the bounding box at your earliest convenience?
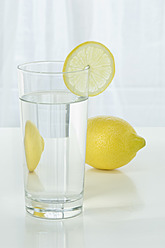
[17,60,90,75]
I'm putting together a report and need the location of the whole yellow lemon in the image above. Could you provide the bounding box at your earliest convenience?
[85,116,146,170]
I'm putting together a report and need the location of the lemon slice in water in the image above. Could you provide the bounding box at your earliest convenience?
[24,121,44,172]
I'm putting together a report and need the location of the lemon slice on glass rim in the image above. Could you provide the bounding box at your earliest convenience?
[63,41,115,97]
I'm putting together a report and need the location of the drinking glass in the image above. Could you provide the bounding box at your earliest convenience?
[17,61,89,219]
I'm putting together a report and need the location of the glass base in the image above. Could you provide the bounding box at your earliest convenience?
[25,196,83,220]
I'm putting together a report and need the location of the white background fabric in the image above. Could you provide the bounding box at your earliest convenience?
[0,0,164,127]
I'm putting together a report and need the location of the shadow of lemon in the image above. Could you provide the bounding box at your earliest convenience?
[26,171,44,193]
[84,167,142,209]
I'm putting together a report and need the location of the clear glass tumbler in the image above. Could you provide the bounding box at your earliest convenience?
[17,61,89,219]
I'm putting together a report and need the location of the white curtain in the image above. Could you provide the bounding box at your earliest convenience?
[0,0,164,127]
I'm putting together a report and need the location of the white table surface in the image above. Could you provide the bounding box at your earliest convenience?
[0,127,165,248]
